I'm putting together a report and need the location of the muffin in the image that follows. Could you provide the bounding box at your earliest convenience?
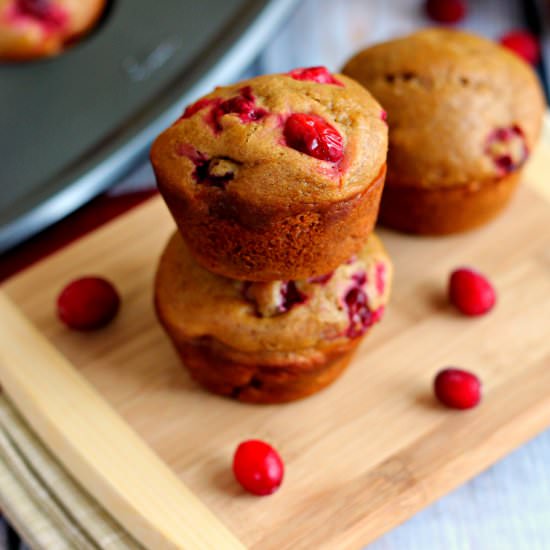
[0,0,106,61]
[343,29,545,234]
[151,68,388,281]
[155,230,392,404]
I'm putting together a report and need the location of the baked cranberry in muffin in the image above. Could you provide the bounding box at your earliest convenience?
[288,65,343,86]
[154,231,392,403]
[343,29,544,234]
[0,0,106,61]
[151,70,388,281]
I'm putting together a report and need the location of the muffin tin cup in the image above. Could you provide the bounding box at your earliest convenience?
[379,170,522,235]
[159,165,387,282]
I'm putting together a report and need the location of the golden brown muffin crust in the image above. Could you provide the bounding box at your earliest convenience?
[378,170,521,234]
[343,29,545,189]
[170,335,358,404]
[154,231,392,354]
[151,73,388,205]
[160,163,385,281]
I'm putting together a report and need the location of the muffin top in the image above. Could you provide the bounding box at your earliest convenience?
[150,68,388,207]
[343,29,545,189]
[155,231,392,354]
[0,0,105,60]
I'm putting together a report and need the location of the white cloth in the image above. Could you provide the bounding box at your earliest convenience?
[0,396,141,550]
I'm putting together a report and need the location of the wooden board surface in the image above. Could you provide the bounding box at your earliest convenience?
[1,136,550,549]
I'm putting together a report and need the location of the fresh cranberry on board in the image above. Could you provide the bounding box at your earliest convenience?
[425,0,467,24]
[57,276,120,330]
[500,31,541,65]
[232,440,284,496]
[448,267,496,316]
[434,368,482,409]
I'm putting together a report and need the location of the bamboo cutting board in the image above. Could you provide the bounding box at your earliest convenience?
[1,133,550,549]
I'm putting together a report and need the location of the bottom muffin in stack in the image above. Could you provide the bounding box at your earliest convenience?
[155,232,392,403]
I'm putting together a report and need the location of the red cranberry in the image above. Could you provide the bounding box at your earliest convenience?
[449,267,496,316]
[288,66,343,86]
[179,97,224,132]
[57,277,120,331]
[371,306,385,324]
[434,368,481,409]
[177,144,210,180]
[342,269,380,338]
[16,0,66,27]
[177,143,207,164]
[242,281,307,317]
[485,125,528,175]
[425,0,467,24]
[180,88,267,133]
[380,110,388,124]
[279,281,307,312]
[375,263,386,294]
[215,87,267,128]
[181,98,218,120]
[17,0,52,19]
[232,440,284,496]
[351,271,367,286]
[343,267,386,337]
[344,287,371,338]
[284,113,344,162]
[500,31,540,65]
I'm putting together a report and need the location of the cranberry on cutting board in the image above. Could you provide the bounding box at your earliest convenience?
[434,368,482,409]
[232,440,284,496]
[448,267,496,316]
[57,276,120,331]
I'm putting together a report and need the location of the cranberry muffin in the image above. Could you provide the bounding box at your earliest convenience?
[0,0,106,61]
[155,231,392,404]
[343,29,545,234]
[151,67,388,281]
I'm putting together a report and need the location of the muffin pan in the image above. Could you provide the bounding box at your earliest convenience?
[0,0,297,252]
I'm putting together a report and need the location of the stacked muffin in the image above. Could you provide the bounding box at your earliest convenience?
[151,68,392,403]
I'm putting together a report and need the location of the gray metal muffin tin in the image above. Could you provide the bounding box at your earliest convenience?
[0,0,297,252]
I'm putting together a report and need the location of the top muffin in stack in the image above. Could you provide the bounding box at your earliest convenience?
[151,67,388,281]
